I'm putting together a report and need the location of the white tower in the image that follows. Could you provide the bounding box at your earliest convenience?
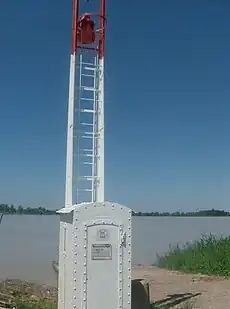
[65,0,105,207]
[57,4,133,309]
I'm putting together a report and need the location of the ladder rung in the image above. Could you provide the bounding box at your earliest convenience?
[82,86,97,92]
[78,189,93,192]
[75,131,94,135]
[81,162,93,165]
[79,135,100,139]
[82,62,94,66]
[81,98,94,101]
[73,135,92,139]
[79,176,97,180]
[74,153,94,157]
[80,154,96,157]
[82,62,96,71]
[82,149,93,152]
[80,109,95,113]
[84,67,96,71]
[79,135,93,139]
[81,74,94,77]
[80,122,93,126]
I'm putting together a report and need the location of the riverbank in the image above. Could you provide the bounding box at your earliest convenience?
[1,266,229,309]
[0,279,57,309]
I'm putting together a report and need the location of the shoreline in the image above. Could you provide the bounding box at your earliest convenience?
[2,213,230,217]
[2,265,228,286]
[1,267,229,309]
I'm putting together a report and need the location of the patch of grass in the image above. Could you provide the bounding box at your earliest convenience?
[10,300,56,309]
[176,300,194,309]
[151,299,194,309]
[156,233,230,276]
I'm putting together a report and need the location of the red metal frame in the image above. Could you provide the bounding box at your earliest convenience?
[99,0,105,59]
[71,0,78,55]
[71,0,105,58]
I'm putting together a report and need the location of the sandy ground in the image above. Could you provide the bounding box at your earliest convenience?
[132,266,230,309]
[1,267,230,308]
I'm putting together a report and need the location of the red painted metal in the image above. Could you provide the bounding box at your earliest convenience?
[99,0,105,59]
[76,46,99,51]
[71,0,106,55]
[71,0,78,55]
[76,13,96,45]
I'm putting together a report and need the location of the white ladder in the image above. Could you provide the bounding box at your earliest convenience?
[74,52,101,204]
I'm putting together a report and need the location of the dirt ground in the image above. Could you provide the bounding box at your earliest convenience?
[0,279,57,307]
[132,266,230,309]
[1,267,230,309]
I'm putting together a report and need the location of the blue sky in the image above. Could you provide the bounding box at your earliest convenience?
[0,0,230,211]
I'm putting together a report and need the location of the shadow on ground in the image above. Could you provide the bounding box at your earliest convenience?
[151,292,201,308]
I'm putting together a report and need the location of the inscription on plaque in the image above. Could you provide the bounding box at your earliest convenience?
[91,244,112,260]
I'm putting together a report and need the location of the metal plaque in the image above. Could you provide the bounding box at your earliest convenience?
[91,244,112,260]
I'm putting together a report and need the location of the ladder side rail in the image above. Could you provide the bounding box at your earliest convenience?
[76,53,83,203]
[91,55,98,202]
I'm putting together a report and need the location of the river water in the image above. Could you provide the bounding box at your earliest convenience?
[0,215,229,285]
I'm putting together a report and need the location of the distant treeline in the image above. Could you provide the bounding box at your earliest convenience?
[1,204,229,217]
[0,204,56,215]
[132,209,230,217]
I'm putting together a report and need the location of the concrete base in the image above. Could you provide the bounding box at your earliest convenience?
[131,279,151,309]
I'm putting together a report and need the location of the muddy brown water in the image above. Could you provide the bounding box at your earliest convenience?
[0,215,229,285]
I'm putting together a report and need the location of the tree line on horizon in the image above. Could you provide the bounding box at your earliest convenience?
[0,204,56,215]
[0,204,229,217]
[132,208,230,217]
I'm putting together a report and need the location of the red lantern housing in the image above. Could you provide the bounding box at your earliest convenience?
[76,13,96,45]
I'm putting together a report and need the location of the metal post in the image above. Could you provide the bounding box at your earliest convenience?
[65,0,78,207]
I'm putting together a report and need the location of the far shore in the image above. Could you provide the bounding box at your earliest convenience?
[1,207,230,217]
